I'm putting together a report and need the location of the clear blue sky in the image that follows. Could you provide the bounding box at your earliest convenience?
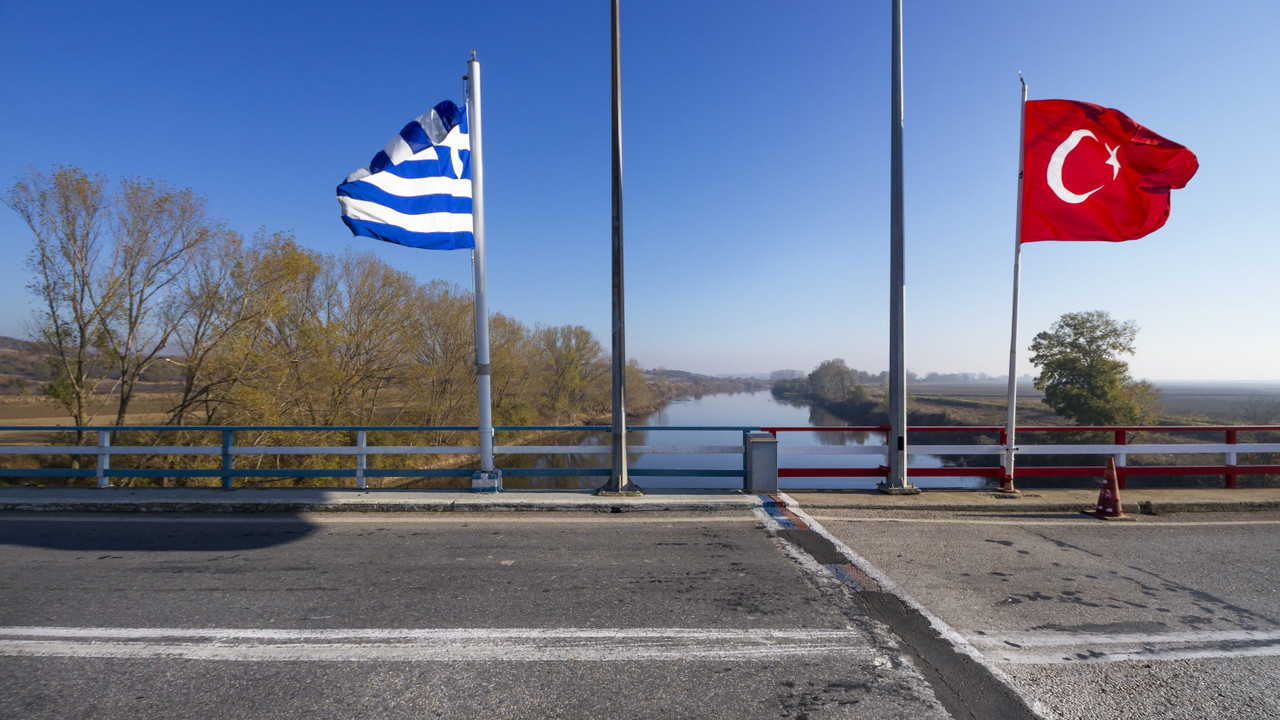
[2,0,1277,381]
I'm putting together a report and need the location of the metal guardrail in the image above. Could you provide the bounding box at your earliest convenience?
[0,424,1277,490]
[0,425,758,489]
[762,425,1280,489]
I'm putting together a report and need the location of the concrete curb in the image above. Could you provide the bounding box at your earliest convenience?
[0,502,766,514]
[785,489,1280,515]
[1,488,1277,515]
[1135,499,1280,514]
[0,489,768,514]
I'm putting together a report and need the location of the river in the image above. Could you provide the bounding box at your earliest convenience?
[503,390,987,490]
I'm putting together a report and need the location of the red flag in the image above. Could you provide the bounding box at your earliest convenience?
[1021,100,1198,243]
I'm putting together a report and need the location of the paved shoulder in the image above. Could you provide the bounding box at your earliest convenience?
[812,509,1280,720]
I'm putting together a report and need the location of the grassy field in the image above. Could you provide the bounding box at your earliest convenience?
[908,380,1280,425]
[907,383,1058,426]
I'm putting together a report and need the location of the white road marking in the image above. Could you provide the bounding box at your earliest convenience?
[0,626,876,662]
[0,514,760,525]
[969,629,1280,665]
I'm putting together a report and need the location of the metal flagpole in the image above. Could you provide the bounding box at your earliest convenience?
[882,0,918,494]
[599,0,640,496]
[467,50,501,492]
[1001,74,1028,495]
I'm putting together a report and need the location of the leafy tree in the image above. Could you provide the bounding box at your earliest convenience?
[488,313,538,425]
[165,229,304,425]
[1029,310,1160,425]
[535,324,608,424]
[405,280,479,428]
[625,358,651,411]
[808,358,855,403]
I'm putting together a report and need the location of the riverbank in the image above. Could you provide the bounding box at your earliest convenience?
[771,385,1062,427]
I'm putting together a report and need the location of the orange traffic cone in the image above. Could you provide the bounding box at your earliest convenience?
[1086,457,1124,519]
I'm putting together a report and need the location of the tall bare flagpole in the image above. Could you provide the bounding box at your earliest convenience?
[467,51,501,493]
[599,0,640,495]
[882,0,918,494]
[1001,75,1029,495]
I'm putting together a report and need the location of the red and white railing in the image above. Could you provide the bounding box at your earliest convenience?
[761,425,1280,489]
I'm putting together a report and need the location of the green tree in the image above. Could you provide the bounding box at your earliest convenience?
[534,324,608,424]
[165,230,306,425]
[405,280,478,427]
[1029,310,1160,425]
[808,358,855,403]
[488,313,537,425]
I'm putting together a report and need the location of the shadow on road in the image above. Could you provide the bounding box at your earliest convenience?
[0,514,319,552]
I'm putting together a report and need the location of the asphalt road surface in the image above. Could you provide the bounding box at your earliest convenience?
[2,508,1275,719]
[0,511,962,720]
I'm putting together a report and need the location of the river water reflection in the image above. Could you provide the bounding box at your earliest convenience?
[502,390,985,490]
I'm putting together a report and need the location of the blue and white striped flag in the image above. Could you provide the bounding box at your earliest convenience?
[337,100,474,250]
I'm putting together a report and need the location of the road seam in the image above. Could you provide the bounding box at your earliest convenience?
[759,494,1054,720]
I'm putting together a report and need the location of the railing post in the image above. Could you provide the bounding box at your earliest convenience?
[221,429,234,490]
[356,430,367,490]
[998,427,1015,492]
[1115,429,1127,490]
[96,430,111,489]
[744,431,778,494]
[1225,429,1238,489]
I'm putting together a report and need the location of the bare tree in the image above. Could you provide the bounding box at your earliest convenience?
[4,166,113,444]
[100,177,213,425]
[1235,395,1280,425]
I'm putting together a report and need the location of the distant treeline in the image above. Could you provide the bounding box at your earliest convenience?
[769,367,1016,386]
[770,360,884,424]
[771,359,1030,426]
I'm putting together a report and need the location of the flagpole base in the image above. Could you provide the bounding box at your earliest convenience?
[472,470,502,493]
[595,480,643,497]
[876,483,922,495]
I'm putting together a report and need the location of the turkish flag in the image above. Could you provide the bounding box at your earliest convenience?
[1021,100,1198,243]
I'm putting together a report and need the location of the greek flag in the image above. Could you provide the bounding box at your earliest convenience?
[337,101,474,250]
